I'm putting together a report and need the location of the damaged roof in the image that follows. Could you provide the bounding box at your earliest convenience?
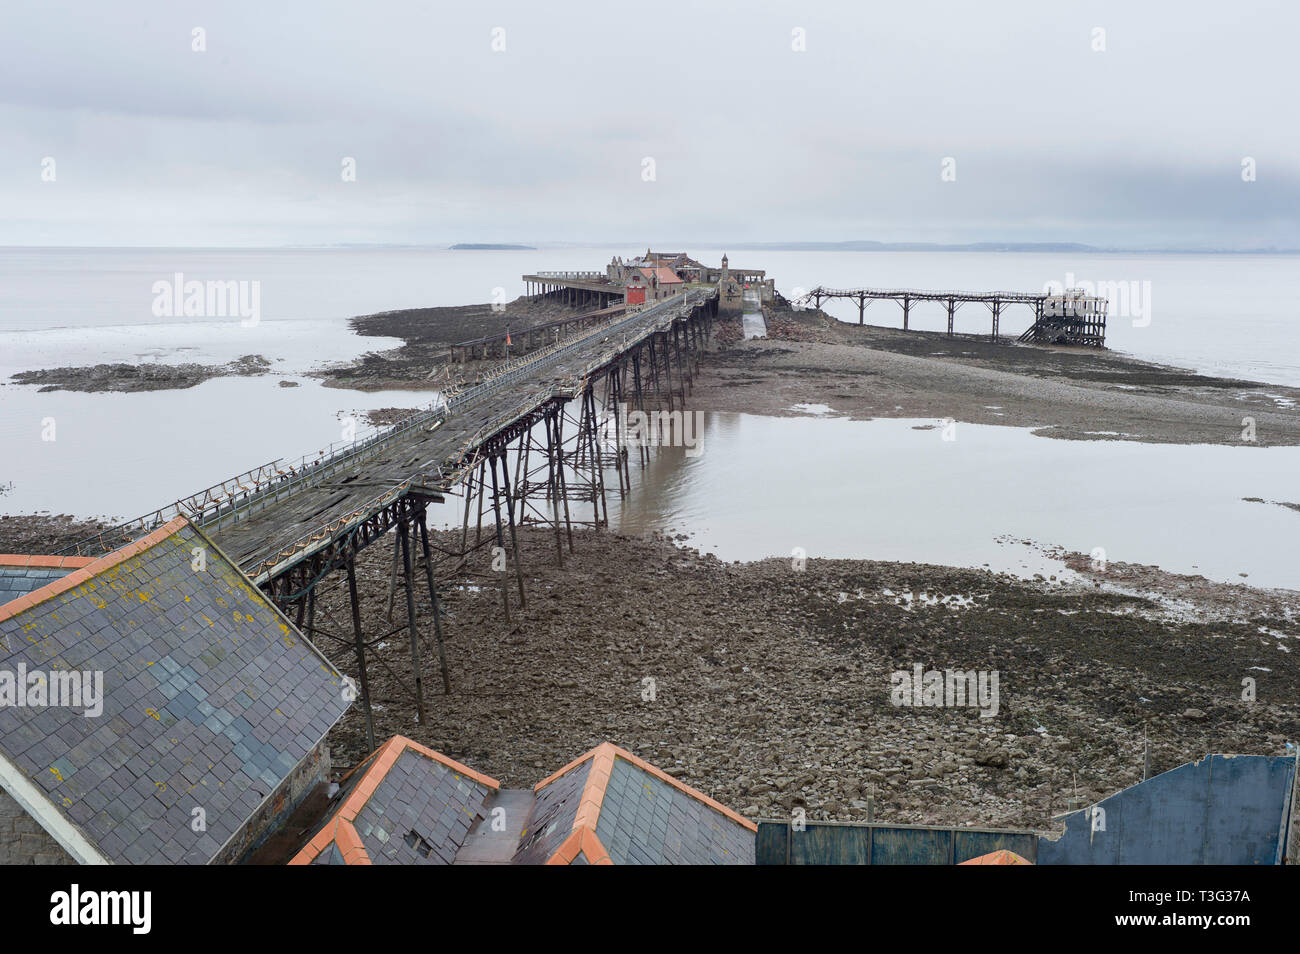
[291,735,499,865]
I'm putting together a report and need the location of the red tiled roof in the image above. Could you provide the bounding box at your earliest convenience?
[959,849,1033,865]
[638,267,683,284]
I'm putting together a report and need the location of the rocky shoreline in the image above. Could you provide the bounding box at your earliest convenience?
[0,513,116,554]
[693,301,1300,446]
[308,526,1298,830]
[5,295,1299,830]
[317,296,589,391]
[2,501,1295,830]
[9,354,273,393]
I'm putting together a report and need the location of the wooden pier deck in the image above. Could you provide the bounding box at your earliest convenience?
[449,302,627,362]
[63,289,716,585]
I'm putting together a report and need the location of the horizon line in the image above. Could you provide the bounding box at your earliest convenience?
[1,241,1297,255]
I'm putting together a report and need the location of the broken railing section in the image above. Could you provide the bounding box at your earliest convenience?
[56,399,456,560]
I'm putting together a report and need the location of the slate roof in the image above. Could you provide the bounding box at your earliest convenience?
[596,754,755,864]
[0,555,94,601]
[519,742,756,865]
[511,757,590,865]
[291,735,499,865]
[0,517,351,864]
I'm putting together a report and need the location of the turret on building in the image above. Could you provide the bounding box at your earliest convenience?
[717,252,744,317]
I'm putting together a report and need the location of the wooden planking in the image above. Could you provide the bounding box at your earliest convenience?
[207,290,715,577]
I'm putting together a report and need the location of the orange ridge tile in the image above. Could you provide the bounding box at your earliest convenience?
[334,822,372,865]
[580,828,613,865]
[546,829,585,865]
[289,818,343,865]
[534,747,600,791]
[0,554,96,569]
[0,516,190,623]
[606,743,758,832]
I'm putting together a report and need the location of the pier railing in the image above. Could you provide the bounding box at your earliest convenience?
[804,286,1056,303]
[60,289,715,564]
[241,290,715,577]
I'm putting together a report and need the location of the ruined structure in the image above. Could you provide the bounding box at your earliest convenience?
[800,284,1109,346]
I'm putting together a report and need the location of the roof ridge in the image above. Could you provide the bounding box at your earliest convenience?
[537,741,757,836]
[0,554,97,570]
[604,743,758,833]
[0,515,189,624]
[290,736,498,865]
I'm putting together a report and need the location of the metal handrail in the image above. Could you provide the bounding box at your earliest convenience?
[60,288,717,564]
[245,291,716,573]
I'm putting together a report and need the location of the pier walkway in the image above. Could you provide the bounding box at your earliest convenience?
[64,289,717,588]
[59,287,718,741]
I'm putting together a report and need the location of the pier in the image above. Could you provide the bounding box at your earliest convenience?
[448,302,626,363]
[521,271,624,310]
[51,254,1112,742]
[59,289,718,745]
[799,285,1108,346]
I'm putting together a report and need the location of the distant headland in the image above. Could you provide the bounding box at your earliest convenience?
[449,243,537,250]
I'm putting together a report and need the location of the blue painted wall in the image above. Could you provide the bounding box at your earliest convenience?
[1037,754,1296,865]
[755,755,1297,865]
[755,821,1037,865]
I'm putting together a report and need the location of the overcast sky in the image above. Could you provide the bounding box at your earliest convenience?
[1,0,1296,249]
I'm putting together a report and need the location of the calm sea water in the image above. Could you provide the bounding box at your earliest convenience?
[1,246,1296,587]
[2,246,1296,379]
[602,413,1300,590]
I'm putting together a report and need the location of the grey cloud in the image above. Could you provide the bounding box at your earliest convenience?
[0,0,1295,248]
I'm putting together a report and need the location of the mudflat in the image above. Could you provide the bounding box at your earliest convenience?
[694,302,1300,446]
[318,297,590,391]
[310,526,1299,830]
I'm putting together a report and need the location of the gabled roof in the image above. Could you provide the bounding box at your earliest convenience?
[639,266,684,285]
[516,743,756,865]
[0,516,350,864]
[290,735,499,865]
